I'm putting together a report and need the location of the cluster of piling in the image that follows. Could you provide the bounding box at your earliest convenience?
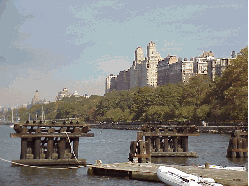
[10,120,94,166]
[226,129,248,158]
[129,124,199,163]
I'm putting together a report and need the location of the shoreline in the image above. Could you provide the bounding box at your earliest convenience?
[88,123,241,134]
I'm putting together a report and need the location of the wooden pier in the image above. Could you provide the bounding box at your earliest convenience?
[10,121,94,166]
[129,125,199,163]
[226,129,248,158]
[88,162,248,186]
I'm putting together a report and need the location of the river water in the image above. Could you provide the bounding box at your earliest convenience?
[0,125,247,186]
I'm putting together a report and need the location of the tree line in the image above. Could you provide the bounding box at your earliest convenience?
[5,47,248,124]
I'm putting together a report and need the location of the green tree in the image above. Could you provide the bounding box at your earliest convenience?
[179,76,212,122]
[131,86,155,121]
[209,46,248,122]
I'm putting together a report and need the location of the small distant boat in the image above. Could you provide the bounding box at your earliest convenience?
[198,165,246,171]
[157,166,223,186]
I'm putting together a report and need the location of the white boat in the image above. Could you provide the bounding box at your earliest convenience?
[157,166,223,186]
[9,125,14,128]
[198,165,246,171]
[223,166,246,171]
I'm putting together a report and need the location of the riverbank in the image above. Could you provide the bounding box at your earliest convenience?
[88,123,241,134]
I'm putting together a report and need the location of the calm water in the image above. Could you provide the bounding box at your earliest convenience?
[0,125,247,186]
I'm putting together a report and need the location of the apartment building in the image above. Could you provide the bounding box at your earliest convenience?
[116,70,130,91]
[105,74,117,93]
[157,57,195,86]
[105,42,234,92]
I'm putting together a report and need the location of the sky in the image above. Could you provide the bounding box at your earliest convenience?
[0,0,248,108]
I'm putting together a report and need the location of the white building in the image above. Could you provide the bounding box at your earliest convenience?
[56,87,71,101]
[105,74,117,94]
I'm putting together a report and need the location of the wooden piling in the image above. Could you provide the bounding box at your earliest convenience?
[46,128,55,159]
[11,122,94,166]
[182,136,188,152]
[137,131,143,141]
[155,137,160,152]
[172,137,178,152]
[242,138,248,158]
[20,138,27,159]
[226,129,248,158]
[58,127,66,159]
[73,127,80,159]
[163,137,168,152]
[237,137,243,158]
[34,127,42,159]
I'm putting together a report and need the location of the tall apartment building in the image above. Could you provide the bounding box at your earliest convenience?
[130,47,145,88]
[105,74,117,93]
[106,41,162,92]
[31,90,40,105]
[130,41,163,88]
[143,41,163,87]
[208,58,231,80]
[105,42,234,92]
[157,57,195,86]
[116,70,130,91]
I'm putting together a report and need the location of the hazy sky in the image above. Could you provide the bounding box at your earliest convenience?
[0,0,248,107]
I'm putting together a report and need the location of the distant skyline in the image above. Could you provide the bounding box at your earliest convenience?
[0,0,248,107]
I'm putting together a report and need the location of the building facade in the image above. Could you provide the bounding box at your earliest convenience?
[116,70,130,91]
[105,74,117,94]
[105,42,234,92]
[143,41,163,87]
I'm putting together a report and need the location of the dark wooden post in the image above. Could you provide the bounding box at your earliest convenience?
[231,137,237,158]
[34,127,42,159]
[138,141,146,163]
[47,128,55,159]
[173,137,178,152]
[20,126,28,159]
[145,141,151,163]
[58,128,66,159]
[155,137,160,152]
[20,138,27,159]
[151,137,155,150]
[73,127,80,159]
[145,136,151,151]
[237,137,243,158]
[182,136,188,152]
[137,131,143,141]
[129,141,137,162]
[163,137,168,152]
[242,137,248,158]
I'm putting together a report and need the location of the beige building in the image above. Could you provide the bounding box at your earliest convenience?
[208,58,231,80]
[194,57,208,75]
[157,57,195,86]
[105,44,233,92]
[130,41,163,88]
[105,74,117,94]
[181,60,195,82]
[31,90,40,105]
[130,47,145,88]
[107,41,163,92]
[56,87,71,101]
[143,41,163,87]
[116,70,130,91]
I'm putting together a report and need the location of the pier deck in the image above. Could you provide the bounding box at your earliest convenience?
[88,162,248,186]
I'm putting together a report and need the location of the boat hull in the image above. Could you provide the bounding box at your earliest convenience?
[157,166,223,186]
